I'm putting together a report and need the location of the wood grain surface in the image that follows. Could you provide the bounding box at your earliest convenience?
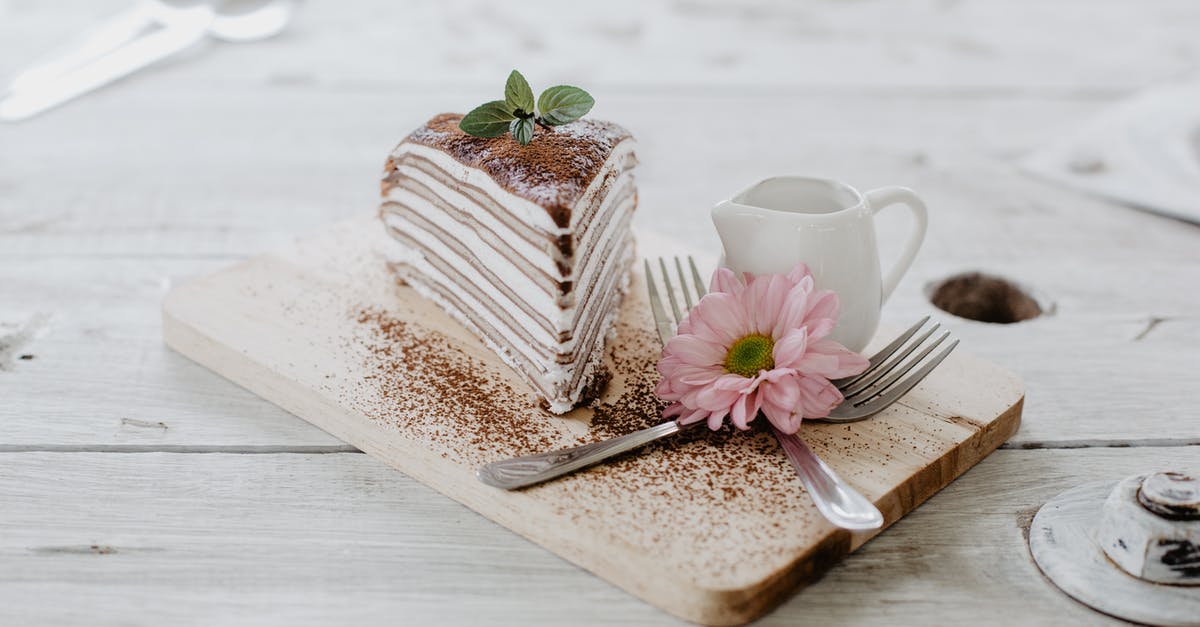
[160,219,1021,625]
[3,0,1199,624]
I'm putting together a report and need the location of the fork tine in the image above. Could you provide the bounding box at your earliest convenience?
[644,260,674,345]
[841,323,941,397]
[688,256,707,298]
[846,339,959,414]
[846,331,951,404]
[674,257,694,311]
[658,258,683,324]
[834,315,930,387]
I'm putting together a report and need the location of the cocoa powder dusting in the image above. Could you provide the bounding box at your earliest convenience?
[345,291,948,586]
[352,307,561,458]
[402,113,633,227]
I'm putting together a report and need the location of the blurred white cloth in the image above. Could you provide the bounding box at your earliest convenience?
[1021,80,1200,225]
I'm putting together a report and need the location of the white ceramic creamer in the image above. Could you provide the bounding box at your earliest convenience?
[712,176,928,352]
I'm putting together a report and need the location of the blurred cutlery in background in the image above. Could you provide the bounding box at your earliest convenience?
[0,0,295,122]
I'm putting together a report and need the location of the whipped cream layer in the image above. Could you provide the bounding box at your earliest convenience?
[379,116,638,413]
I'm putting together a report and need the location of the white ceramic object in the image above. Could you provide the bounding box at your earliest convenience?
[1030,474,1200,627]
[712,176,927,352]
[1097,471,1200,585]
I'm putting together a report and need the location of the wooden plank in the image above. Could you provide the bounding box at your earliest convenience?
[0,257,343,449]
[3,91,1197,455]
[0,92,1106,259]
[3,183,1198,449]
[1,2,1197,626]
[2,0,1198,93]
[160,217,1022,625]
[2,447,1197,626]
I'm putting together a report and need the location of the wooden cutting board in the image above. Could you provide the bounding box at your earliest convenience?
[162,216,1023,626]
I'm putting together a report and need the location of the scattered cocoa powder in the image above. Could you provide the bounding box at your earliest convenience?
[352,307,561,459]
[344,291,962,583]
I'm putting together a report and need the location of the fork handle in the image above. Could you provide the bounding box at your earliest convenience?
[477,421,691,490]
[772,427,884,531]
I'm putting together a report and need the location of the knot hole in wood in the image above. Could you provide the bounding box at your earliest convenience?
[926,272,1046,324]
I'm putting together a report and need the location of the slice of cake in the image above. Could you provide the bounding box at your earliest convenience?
[379,113,638,413]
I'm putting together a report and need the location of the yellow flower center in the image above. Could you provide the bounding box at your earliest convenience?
[723,334,775,377]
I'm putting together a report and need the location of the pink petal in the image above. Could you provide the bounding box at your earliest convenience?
[680,310,715,345]
[673,364,724,387]
[712,373,760,394]
[762,368,795,382]
[758,374,805,433]
[729,392,755,430]
[797,376,845,418]
[687,293,745,345]
[772,328,809,368]
[760,374,802,411]
[805,290,840,329]
[678,407,710,425]
[655,377,676,400]
[656,354,682,377]
[761,400,802,434]
[786,262,813,284]
[794,339,870,379]
[694,385,740,411]
[706,409,728,430]
[710,267,744,296]
[746,273,789,333]
[748,392,764,424]
[805,316,836,340]
[665,334,724,367]
[772,282,812,337]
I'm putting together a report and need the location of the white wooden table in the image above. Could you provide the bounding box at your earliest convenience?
[2,1,1198,624]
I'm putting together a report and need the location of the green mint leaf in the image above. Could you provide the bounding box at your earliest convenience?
[510,118,534,145]
[459,101,516,138]
[504,70,535,115]
[536,85,594,126]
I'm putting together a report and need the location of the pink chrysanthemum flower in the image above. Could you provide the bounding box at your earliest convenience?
[656,263,869,434]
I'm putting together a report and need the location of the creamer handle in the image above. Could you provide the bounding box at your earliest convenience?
[864,187,928,302]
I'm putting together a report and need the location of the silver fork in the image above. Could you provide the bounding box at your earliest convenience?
[477,258,957,527]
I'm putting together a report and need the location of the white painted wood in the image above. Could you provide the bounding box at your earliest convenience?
[2,0,1200,624]
[160,218,1022,625]
[0,257,344,449]
[1022,80,1200,225]
[4,93,1121,258]
[2,96,1199,448]
[3,0,1199,93]
[2,447,1198,626]
[1031,479,1200,626]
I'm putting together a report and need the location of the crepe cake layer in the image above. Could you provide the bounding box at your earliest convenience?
[379,113,638,413]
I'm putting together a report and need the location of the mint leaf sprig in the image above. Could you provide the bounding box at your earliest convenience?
[459,70,594,145]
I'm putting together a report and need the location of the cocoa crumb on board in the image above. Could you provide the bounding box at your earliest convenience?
[351,307,561,460]
[344,290,951,582]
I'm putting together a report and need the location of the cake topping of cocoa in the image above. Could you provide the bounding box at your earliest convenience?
[401,113,634,228]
